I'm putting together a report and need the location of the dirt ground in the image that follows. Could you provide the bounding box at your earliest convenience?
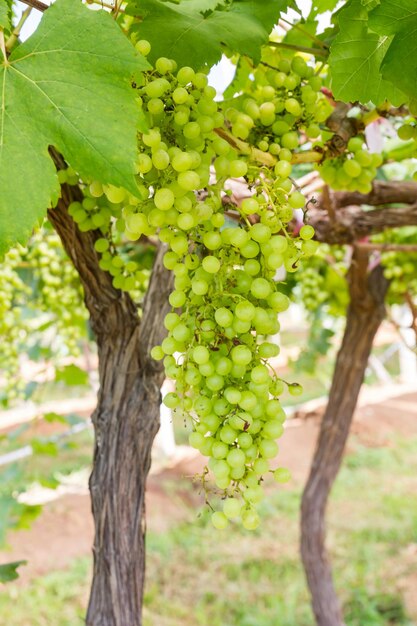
[1,385,416,593]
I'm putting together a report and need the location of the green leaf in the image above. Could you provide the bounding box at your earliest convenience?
[311,0,340,12]
[43,411,68,424]
[369,0,417,100]
[14,504,42,530]
[55,364,88,386]
[0,0,10,30]
[0,0,150,256]
[361,0,380,8]
[30,439,59,456]
[283,15,319,49]
[129,0,290,69]
[328,0,405,105]
[0,561,27,583]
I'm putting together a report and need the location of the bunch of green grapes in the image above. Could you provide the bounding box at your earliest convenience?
[295,265,327,312]
[0,247,30,404]
[374,228,417,298]
[67,186,153,299]
[0,229,91,405]
[383,252,417,296]
[292,244,350,317]
[64,41,321,528]
[151,220,316,530]
[222,47,331,157]
[24,227,89,354]
[318,136,382,193]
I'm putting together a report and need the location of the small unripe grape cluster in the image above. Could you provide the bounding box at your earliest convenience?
[24,229,88,354]
[318,137,382,193]
[0,247,30,403]
[383,251,417,297]
[0,228,90,406]
[66,185,153,298]
[296,265,326,312]
[293,244,349,318]
[375,229,417,299]
[223,47,331,159]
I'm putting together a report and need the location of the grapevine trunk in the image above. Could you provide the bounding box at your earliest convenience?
[48,167,172,625]
[86,330,160,626]
[300,249,389,626]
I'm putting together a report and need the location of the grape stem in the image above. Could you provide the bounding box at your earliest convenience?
[112,0,124,18]
[0,30,8,64]
[214,127,276,167]
[278,16,329,50]
[87,0,124,12]
[268,41,328,58]
[214,127,323,167]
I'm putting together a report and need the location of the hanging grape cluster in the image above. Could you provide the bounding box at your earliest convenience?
[63,40,334,529]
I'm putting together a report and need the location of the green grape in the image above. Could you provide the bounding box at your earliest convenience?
[274,160,292,178]
[136,39,151,56]
[211,511,229,529]
[215,307,234,327]
[223,498,242,519]
[343,159,362,178]
[273,468,291,483]
[229,160,248,178]
[202,256,220,273]
[397,124,416,141]
[154,188,175,210]
[299,225,315,240]
[251,277,272,299]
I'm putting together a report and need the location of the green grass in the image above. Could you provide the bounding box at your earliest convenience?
[0,559,89,626]
[1,436,417,626]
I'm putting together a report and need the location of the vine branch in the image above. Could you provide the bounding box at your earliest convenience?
[18,0,48,12]
[268,40,328,58]
[355,243,417,253]
[278,16,328,50]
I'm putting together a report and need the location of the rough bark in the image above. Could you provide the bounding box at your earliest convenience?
[48,177,173,626]
[310,203,417,244]
[325,180,417,208]
[300,249,389,626]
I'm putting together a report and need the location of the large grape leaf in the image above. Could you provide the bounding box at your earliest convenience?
[0,0,150,255]
[328,0,405,105]
[369,0,417,100]
[128,0,290,69]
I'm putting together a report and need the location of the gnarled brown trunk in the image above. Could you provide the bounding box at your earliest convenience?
[48,169,172,626]
[86,325,161,626]
[300,249,389,626]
